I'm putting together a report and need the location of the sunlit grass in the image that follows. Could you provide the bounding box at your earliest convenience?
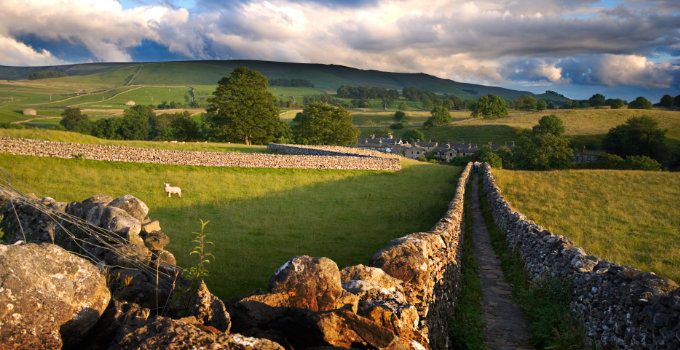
[492,169,680,282]
[0,151,461,299]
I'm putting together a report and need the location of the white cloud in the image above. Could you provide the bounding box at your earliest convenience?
[596,54,677,88]
[0,34,68,66]
[0,0,677,93]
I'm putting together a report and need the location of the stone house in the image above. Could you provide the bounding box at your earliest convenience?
[433,143,458,162]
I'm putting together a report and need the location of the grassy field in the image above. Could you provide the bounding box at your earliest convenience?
[0,137,462,299]
[491,169,680,282]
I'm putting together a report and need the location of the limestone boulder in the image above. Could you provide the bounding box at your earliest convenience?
[109,194,149,222]
[67,194,113,219]
[141,220,161,234]
[0,243,110,349]
[341,264,408,303]
[98,206,144,246]
[143,230,170,251]
[268,255,359,312]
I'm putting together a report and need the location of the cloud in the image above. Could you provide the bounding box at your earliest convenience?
[558,54,679,88]
[0,0,678,97]
[0,34,68,66]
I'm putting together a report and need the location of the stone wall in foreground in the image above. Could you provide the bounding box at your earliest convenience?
[0,137,401,171]
[482,163,680,349]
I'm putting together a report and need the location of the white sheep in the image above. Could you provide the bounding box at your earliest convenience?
[164,183,182,198]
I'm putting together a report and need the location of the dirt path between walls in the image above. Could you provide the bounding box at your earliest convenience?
[469,173,534,350]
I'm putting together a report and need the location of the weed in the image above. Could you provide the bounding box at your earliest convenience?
[186,219,214,281]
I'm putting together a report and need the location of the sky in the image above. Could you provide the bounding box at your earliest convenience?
[1,0,679,101]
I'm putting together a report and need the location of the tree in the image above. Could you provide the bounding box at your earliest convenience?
[606,98,626,109]
[292,102,358,145]
[120,105,153,140]
[401,129,424,143]
[428,105,451,126]
[471,94,508,118]
[516,95,537,111]
[394,110,406,121]
[473,145,502,168]
[628,96,653,109]
[658,94,673,108]
[513,115,573,170]
[91,118,123,139]
[206,66,281,145]
[398,102,409,110]
[536,100,547,112]
[60,107,91,134]
[602,116,668,161]
[624,155,661,171]
[588,93,606,107]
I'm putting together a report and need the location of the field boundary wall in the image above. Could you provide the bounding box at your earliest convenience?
[0,137,401,171]
[482,163,679,348]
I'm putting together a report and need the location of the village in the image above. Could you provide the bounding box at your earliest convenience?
[355,134,512,162]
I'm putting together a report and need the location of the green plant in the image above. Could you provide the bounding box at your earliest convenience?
[186,219,214,281]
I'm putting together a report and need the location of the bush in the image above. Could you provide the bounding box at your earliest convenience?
[394,110,406,121]
[624,155,662,171]
[389,123,404,130]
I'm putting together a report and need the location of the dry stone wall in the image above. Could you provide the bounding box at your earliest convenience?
[0,137,401,171]
[481,163,680,349]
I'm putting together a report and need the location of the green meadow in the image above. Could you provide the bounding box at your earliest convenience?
[491,168,680,282]
[0,137,462,299]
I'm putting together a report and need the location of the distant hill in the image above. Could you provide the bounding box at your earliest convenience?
[0,60,535,101]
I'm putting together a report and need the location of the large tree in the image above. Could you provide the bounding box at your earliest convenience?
[602,116,668,162]
[588,93,606,107]
[60,107,91,134]
[120,105,153,140]
[292,102,358,145]
[206,66,281,145]
[471,94,508,118]
[513,115,573,170]
[628,96,653,109]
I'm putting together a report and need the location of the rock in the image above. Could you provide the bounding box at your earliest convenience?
[141,220,161,234]
[109,194,149,222]
[67,194,113,219]
[0,243,110,349]
[169,281,231,332]
[268,255,358,312]
[314,309,400,349]
[104,244,152,269]
[98,206,144,246]
[228,292,291,332]
[73,300,150,350]
[341,264,407,303]
[143,231,169,251]
[112,315,284,350]
[151,249,176,266]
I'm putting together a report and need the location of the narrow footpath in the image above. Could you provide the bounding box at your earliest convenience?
[469,173,533,350]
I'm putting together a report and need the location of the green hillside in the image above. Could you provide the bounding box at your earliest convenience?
[0,60,532,100]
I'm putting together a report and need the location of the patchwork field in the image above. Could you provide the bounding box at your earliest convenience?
[491,168,680,282]
[0,135,462,299]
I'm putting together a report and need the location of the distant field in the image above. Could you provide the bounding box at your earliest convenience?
[0,150,462,299]
[491,169,680,282]
[459,109,680,140]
